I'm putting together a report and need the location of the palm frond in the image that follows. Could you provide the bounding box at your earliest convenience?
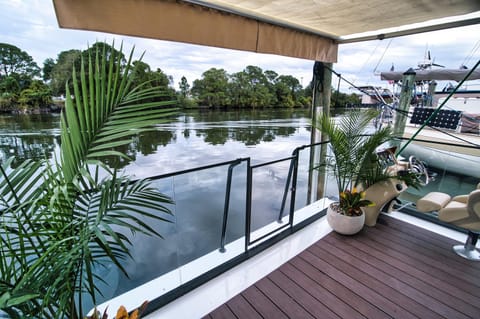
[60,41,178,183]
[1,43,176,318]
[314,108,393,194]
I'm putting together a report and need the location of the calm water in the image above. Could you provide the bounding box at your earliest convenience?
[0,108,324,306]
[0,109,312,173]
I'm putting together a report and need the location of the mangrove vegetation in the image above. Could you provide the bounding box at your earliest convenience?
[0,42,360,113]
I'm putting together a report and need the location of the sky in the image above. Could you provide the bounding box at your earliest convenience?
[1,0,479,93]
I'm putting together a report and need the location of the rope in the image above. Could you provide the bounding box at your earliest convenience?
[323,65,379,97]
[462,40,480,67]
[373,39,393,74]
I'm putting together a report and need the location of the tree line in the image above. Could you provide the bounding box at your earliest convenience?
[0,42,360,113]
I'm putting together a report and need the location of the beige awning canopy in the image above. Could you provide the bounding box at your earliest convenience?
[52,0,480,62]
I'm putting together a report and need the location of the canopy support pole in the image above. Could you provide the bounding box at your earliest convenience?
[308,61,332,202]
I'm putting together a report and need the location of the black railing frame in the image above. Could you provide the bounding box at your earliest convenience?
[141,135,478,316]
[219,158,244,252]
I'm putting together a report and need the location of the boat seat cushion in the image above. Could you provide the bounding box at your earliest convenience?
[416,192,451,213]
[451,195,468,203]
[439,190,480,231]
[438,200,469,222]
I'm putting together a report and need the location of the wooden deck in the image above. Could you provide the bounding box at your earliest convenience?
[204,215,480,318]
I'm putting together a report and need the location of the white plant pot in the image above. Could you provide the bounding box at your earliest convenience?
[326,202,365,235]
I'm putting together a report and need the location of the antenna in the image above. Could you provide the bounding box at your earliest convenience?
[418,49,444,69]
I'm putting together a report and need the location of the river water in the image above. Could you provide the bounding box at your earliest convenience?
[0,109,313,174]
[1,108,328,306]
[2,108,477,309]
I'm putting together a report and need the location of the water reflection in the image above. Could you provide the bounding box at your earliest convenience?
[0,114,61,167]
[0,109,310,173]
[101,130,176,169]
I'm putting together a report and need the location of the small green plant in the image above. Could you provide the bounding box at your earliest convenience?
[338,187,375,216]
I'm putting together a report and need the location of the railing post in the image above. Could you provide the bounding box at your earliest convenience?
[288,149,300,227]
[245,158,252,252]
[277,155,296,222]
[219,159,242,253]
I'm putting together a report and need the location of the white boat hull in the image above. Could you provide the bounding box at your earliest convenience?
[399,141,480,178]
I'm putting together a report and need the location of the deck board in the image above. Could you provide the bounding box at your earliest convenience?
[358,227,480,296]
[205,215,480,318]
[366,220,480,285]
[322,234,480,318]
[268,269,343,319]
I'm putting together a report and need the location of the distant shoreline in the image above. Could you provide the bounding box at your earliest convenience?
[1,101,63,114]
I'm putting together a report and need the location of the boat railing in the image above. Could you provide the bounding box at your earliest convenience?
[93,140,333,315]
[92,136,478,316]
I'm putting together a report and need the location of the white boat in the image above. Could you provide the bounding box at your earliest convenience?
[378,67,480,177]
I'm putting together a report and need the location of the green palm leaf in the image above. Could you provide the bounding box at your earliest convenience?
[60,42,177,183]
[1,43,177,318]
[314,108,393,194]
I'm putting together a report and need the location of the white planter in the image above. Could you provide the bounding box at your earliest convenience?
[326,202,365,235]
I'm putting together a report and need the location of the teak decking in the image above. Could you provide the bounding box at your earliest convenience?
[204,215,480,319]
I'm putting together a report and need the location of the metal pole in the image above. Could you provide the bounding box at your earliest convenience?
[308,62,331,202]
[426,81,437,107]
[393,68,416,139]
[317,62,332,200]
[245,158,252,252]
[219,159,242,252]
[277,157,295,222]
[288,149,300,227]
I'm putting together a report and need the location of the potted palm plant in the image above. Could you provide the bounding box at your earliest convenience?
[0,43,177,318]
[315,108,393,234]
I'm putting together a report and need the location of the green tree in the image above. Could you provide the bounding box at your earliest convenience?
[331,89,361,108]
[0,75,20,94]
[177,76,196,108]
[275,75,302,107]
[150,68,173,91]
[264,70,279,83]
[81,42,126,66]
[0,43,40,108]
[263,70,279,106]
[0,44,177,318]
[130,61,174,98]
[243,66,274,107]
[49,43,126,97]
[179,76,190,98]
[228,66,275,108]
[49,49,82,96]
[191,68,230,107]
[0,43,40,80]
[229,71,252,107]
[17,80,52,109]
[42,58,55,82]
